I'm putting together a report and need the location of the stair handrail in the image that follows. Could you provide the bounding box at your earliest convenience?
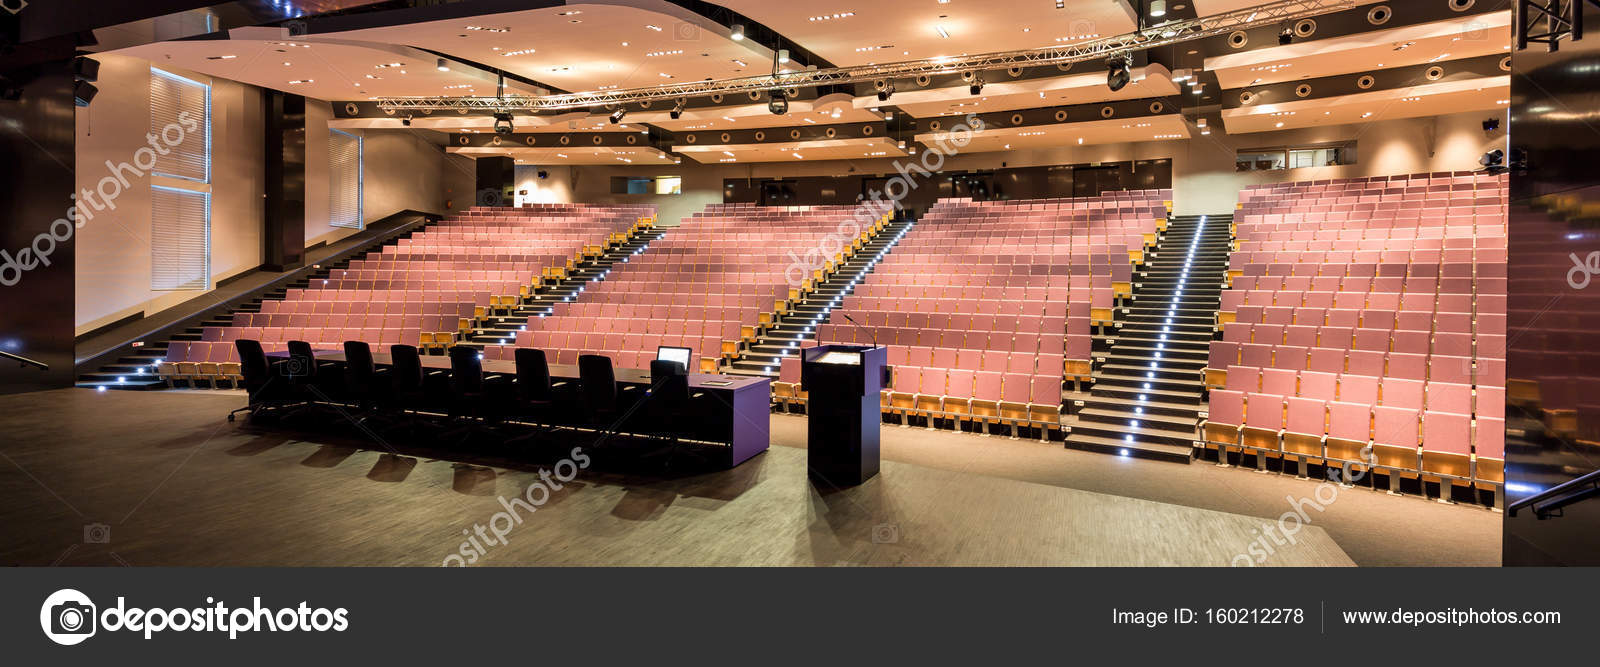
[1507,468,1600,518]
[1,350,48,371]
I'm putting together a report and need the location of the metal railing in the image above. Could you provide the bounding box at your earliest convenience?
[1,350,48,371]
[1507,468,1600,518]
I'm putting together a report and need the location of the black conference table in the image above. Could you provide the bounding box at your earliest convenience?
[272,350,772,468]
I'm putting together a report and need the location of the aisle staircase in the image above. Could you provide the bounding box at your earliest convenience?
[1062,214,1233,462]
[464,228,665,349]
[727,218,916,377]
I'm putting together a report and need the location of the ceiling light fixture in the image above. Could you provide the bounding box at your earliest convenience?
[936,25,950,39]
[436,58,449,72]
[1151,0,1167,17]
[731,24,745,41]
[1106,53,1132,92]
[610,108,627,124]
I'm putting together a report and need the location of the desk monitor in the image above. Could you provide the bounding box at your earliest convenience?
[656,345,692,371]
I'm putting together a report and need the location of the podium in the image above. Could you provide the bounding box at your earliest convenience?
[800,345,889,486]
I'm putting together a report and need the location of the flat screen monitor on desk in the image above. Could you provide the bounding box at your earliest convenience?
[656,346,692,371]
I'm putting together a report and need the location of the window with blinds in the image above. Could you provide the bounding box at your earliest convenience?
[329,129,364,229]
[149,69,210,183]
[150,186,211,291]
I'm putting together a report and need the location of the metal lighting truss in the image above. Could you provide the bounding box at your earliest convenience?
[376,0,1354,112]
[1515,0,1600,52]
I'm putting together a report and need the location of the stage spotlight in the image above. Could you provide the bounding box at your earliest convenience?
[777,49,790,64]
[73,56,99,82]
[1278,29,1293,45]
[969,78,984,96]
[1482,117,1501,132]
[670,98,686,120]
[73,80,98,107]
[493,112,514,135]
[768,91,788,115]
[609,108,626,124]
[1480,148,1505,172]
[537,170,549,179]
[436,58,450,72]
[1106,55,1131,92]
[401,115,412,126]
[731,24,745,41]
[877,81,895,102]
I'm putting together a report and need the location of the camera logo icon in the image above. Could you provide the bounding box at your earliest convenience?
[284,355,311,377]
[673,21,700,41]
[40,589,97,645]
[83,522,110,544]
[870,522,900,544]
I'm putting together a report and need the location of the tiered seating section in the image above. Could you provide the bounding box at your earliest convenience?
[509,203,886,370]
[157,203,653,386]
[1507,192,1600,445]
[1203,172,1506,497]
[810,190,1170,436]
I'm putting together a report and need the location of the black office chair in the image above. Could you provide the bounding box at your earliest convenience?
[578,354,642,444]
[343,340,389,414]
[228,339,293,421]
[642,358,708,468]
[387,344,427,412]
[513,348,559,421]
[443,346,506,443]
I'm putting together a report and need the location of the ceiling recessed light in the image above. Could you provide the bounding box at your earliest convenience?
[645,24,663,31]
[936,25,950,39]
[288,79,313,84]
[501,48,536,57]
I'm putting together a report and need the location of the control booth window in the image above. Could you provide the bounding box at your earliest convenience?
[1236,142,1356,172]
[610,176,681,195]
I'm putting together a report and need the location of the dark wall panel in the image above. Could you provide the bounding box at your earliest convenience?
[722,159,1171,213]
[0,58,77,393]
[1503,3,1600,565]
[263,92,305,271]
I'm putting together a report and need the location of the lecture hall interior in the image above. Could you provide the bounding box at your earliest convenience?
[2,0,1597,567]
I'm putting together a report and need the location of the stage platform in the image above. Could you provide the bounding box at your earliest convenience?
[1,389,1365,566]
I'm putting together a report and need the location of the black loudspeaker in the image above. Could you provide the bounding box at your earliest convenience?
[73,80,98,107]
[73,56,99,82]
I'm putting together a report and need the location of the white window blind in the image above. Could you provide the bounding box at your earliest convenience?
[150,186,211,291]
[329,129,364,229]
[149,69,210,183]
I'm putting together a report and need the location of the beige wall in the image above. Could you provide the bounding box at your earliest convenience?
[561,110,1502,223]
[1171,111,1506,215]
[75,62,464,335]
[74,54,265,335]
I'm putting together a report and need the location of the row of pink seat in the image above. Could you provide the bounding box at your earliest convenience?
[255,301,472,316]
[1210,173,1508,480]
[1219,324,1506,358]
[1221,366,1502,417]
[517,203,884,367]
[229,203,653,355]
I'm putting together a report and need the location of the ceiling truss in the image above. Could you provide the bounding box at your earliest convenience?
[373,0,1356,112]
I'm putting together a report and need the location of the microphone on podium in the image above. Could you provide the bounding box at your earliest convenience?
[840,312,880,348]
